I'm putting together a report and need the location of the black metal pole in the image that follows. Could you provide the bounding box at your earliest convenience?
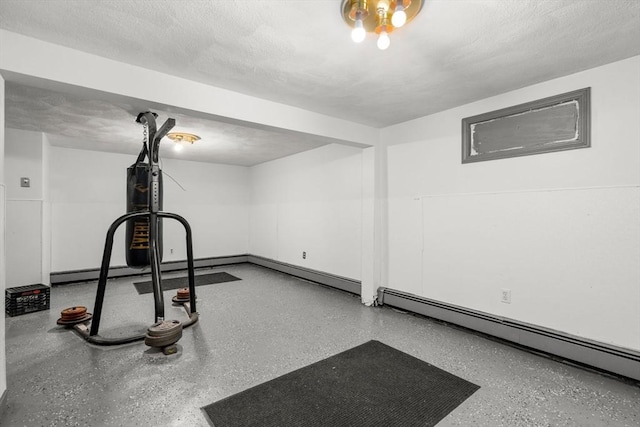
[149,211,164,322]
[185,220,196,313]
[149,136,165,322]
[90,211,149,336]
[139,111,175,323]
[159,212,196,313]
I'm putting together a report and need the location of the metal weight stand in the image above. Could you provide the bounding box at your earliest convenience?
[72,112,199,345]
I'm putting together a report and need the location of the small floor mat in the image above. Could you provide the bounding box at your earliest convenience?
[133,272,240,295]
[202,340,480,427]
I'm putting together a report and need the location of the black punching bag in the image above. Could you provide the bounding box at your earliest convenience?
[125,161,163,268]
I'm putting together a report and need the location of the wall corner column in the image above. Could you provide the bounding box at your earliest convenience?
[361,142,388,305]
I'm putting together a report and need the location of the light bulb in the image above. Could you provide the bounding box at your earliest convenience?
[351,20,366,43]
[377,30,390,50]
[351,12,366,43]
[391,4,407,27]
[173,143,183,152]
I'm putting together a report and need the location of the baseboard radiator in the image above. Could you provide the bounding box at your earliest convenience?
[378,287,640,382]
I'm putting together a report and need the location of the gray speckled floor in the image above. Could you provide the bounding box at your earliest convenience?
[2,263,639,426]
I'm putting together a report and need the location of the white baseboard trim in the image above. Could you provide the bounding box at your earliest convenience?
[50,255,361,296]
[377,287,640,382]
[247,255,361,295]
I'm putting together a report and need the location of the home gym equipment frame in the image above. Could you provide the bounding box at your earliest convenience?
[70,111,199,346]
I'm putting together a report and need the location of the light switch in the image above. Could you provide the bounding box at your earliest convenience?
[20,177,30,188]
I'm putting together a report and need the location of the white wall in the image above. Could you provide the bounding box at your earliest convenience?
[49,146,250,272]
[382,56,640,350]
[4,128,46,287]
[49,147,127,271]
[160,157,250,261]
[250,144,364,280]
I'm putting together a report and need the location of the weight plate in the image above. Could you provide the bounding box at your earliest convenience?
[57,312,93,326]
[147,320,182,337]
[59,306,88,321]
[144,329,182,348]
[176,287,190,299]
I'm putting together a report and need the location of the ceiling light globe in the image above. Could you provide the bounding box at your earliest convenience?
[351,20,366,43]
[173,143,183,152]
[391,7,407,27]
[377,30,390,50]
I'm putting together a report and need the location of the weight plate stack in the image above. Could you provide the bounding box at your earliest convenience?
[144,319,183,348]
[57,306,93,325]
[171,287,190,304]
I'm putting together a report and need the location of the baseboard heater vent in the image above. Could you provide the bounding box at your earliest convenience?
[377,287,640,382]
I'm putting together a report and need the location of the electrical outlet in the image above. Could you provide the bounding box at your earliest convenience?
[20,177,31,188]
[170,248,174,254]
[501,288,511,304]
[302,251,306,259]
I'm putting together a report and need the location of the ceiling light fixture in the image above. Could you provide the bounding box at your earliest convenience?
[341,0,423,50]
[166,132,200,152]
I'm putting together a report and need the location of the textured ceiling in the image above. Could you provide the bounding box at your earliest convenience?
[4,82,329,165]
[1,0,639,165]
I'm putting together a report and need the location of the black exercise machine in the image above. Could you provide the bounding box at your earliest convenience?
[58,112,198,349]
